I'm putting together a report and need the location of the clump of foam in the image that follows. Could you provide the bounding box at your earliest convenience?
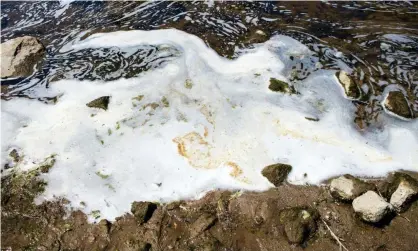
[2,29,417,221]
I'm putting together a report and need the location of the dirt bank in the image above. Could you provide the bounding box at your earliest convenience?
[2,169,418,251]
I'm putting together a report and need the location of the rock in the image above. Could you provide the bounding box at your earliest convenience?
[130,201,157,224]
[352,191,392,223]
[336,71,361,99]
[255,30,266,36]
[383,91,413,119]
[380,172,418,212]
[189,213,217,238]
[1,36,45,78]
[268,78,297,94]
[261,163,292,187]
[280,207,319,244]
[330,175,375,201]
[86,96,110,110]
[390,180,418,211]
[379,172,418,197]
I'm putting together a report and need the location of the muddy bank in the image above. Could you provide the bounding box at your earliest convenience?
[2,169,418,251]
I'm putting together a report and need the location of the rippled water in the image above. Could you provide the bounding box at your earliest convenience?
[1,1,417,125]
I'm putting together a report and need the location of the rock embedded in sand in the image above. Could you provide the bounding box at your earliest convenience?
[0,36,45,78]
[280,207,319,244]
[352,191,392,223]
[383,91,413,119]
[380,172,418,212]
[261,163,292,187]
[86,96,110,110]
[336,71,361,99]
[131,201,157,224]
[268,78,297,94]
[390,180,418,211]
[330,175,375,201]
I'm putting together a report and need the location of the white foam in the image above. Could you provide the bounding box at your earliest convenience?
[2,29,417,221]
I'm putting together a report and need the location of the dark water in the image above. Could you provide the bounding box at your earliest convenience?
[1,1,417,128]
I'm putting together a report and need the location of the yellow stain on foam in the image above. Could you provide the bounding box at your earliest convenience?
[200,105,216,125]
[173,131,245,179]
[275,119,394,163]
[173,132,212,169]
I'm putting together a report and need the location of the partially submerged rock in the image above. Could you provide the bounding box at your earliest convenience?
[279,207,319,244]
[86,96,110,110]
[131,201,157,224]
[261,163,292,187]
[268,78,297,94]
[0,36,45,78]
[335,71,361,99]
[352,191,392,223]
[330,175,374,201]
[383,91,413,119]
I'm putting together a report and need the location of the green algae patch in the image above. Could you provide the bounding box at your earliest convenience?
[95,171,110,179]
[108,128,112,136]
[86,96,110,110]
[268,78,297,94]
[132,95,144,102]
[185,79,193,89]
[39,154,57,173]
[161,96,170,107]
[1,154,58,204]
[90,210,101,220]
[142,103,160,111]
[105,183,116,192]
[9,149,21,162]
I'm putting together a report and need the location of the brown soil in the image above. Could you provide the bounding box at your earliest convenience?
[2,171,418,251]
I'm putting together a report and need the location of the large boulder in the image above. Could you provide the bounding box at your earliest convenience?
[261,163,292,187]
[1,36,45,78]
[329,175,374,201]
[352,191,392,223]
[383,91,413,119]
